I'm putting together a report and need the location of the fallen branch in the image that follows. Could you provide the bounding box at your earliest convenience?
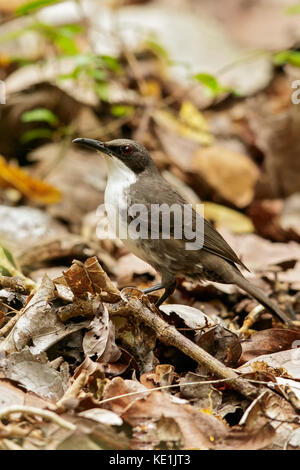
[108,292,260,400]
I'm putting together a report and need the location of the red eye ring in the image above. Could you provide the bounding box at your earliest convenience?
[123,145,132,155]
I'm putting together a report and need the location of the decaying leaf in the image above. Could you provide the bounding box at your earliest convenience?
[83,301,121,363]
[78,408,123,426]
[140,364,179,389]
[160,304,215,330]
[191,146,260,208]
[63,257,120,302]
[239,329,300,365]
[153,102,213,146]
[2,275,88,353]
[179,371,222,411]
[239,348,300,380]
[204,202,254,234]
[0,156,61,205]
[0,349,68,401]
[102,377,227,449]
[196,325,242,367]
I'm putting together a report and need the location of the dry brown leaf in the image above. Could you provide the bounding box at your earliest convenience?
[249,196,300,243]
[103,377,227,450]
[179,372,222,411]
[191,146,259,207]
[0,156,61,205]
[116,253,157,287]
[239,348,300,380]
[196,325,242,367]
[31,143,107,226]
[237,390,299,450]
[0,350,68,401]
[219,230,300,271]
[140,364,178,389]
[239,329,300,365]
[78,409,123,426]
[83,301,121,363]
[63,257,120,302]
[2,275,88,354]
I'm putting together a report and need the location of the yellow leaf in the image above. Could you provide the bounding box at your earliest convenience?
[203,202,254,234]
[153,101,213,146]
[141,79,161,98]
[179,101,210,133]
[0,156,61,205]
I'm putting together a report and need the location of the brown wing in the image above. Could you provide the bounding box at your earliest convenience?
[202,217,249,271]
[129,174,249,271]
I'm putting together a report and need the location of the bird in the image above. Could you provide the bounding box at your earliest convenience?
[73,137,292,324]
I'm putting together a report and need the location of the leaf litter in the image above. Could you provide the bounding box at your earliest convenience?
[0,0,299,451]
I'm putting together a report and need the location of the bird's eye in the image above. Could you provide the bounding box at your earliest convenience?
[122,145,132,155]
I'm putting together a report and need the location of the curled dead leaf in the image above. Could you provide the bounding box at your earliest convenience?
[0,156,61,205]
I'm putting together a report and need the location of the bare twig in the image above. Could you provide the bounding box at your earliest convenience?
[0,406,76,431]
[239,304,265,335]
[108,295,259,399]
[56,370,89,408]
[0,309,23,338]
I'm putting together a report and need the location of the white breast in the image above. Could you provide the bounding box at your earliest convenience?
[104,156,136,239]
[104,156,151,263]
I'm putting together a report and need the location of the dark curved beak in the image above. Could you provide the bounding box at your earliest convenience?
[72,138,112,156]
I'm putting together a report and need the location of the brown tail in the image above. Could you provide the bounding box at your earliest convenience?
[232,272,293,325]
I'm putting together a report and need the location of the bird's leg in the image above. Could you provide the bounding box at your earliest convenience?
[155,279,177,307]
[142,275,177,308]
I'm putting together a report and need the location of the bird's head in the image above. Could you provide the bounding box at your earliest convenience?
[72,138,156,175]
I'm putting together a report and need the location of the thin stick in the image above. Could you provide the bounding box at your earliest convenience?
[99,376,300,407]
[108,296,259,399]
[0,309,24,338]
[0,406,76,431]
[99,378,233,405]
[56,370,89,408]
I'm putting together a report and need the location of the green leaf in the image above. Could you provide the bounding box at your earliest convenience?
[2,247,17,268]
[193,73,225,96]
[110,105,134,117]
[21,128,54,144]
[0,242,36,289]
[58,24,83,36]
[16,0,61,16]
[100,55,121,73]
[0,244,17,276]
[144,39,168,59]
[87,68,108,81]
[16,0,62,15]
[21,108,59,126]
[54,35,78,55]
[273,50,300,67]
[285,3,300,14]
[95,82,109,102]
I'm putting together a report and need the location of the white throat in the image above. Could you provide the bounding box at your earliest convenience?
[103,155,149,262]
[104,155,136,222]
